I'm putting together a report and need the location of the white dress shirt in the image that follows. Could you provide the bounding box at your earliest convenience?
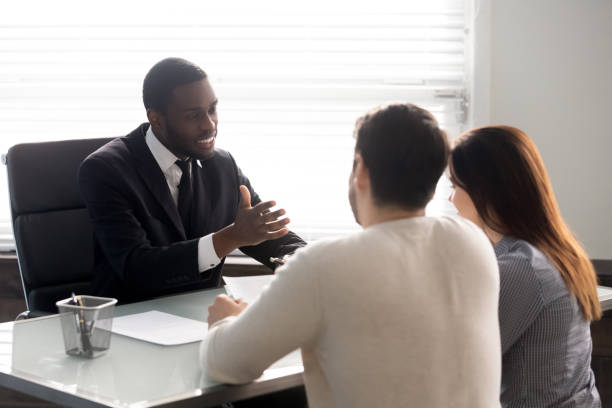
[145,126,221,272]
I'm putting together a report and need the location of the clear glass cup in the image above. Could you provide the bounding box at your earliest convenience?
[56,295,117,358]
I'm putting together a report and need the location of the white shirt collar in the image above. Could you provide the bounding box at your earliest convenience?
[145,125,180,173]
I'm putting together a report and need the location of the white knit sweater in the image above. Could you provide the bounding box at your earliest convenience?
[201,216,501,408]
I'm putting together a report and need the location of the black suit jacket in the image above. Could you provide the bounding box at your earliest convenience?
[79,123,305,304]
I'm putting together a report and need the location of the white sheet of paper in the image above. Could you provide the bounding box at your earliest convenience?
[223,275,275,304]
[111,310,207,346]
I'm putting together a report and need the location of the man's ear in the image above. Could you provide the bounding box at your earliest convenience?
[353,153,370,190]
[146,109,164,131]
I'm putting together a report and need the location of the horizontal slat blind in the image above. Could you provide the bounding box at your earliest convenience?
[0,0,466,248]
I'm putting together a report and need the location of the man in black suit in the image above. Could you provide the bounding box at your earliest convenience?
[79,57,305,304]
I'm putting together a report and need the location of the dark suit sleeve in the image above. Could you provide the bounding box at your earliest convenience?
[79,156,200,294]
[234,165,306,270]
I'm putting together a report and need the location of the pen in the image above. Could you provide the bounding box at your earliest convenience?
[72,292,93,355]
[269,257,286,266]
[225,286,236,300]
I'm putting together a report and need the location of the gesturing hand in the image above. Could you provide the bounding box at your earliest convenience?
[212,185,291,258]
[231,185,290,247]
[207,294,248,326]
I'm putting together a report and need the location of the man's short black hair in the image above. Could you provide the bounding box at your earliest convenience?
[354,103,449,210]
[142,57,207,113]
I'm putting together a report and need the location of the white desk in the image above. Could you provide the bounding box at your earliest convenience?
[598,286,612,312]
[0,288,303,407]
[2,285,612,407]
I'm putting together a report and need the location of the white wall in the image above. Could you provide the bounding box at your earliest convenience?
[474,0,612,258]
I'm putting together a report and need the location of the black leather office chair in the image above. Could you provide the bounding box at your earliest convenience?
[3,137,114,317]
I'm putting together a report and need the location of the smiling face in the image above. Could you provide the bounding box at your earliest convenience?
[150,78,219,160]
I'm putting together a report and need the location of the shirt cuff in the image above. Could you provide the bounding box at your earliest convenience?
[198,234,222,272]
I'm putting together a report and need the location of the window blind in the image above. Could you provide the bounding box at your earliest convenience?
[0,0,468,249]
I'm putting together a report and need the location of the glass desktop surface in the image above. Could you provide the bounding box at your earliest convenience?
[0,288,302,407]
[598,286,612,311]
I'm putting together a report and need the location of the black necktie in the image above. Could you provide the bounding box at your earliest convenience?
[175,159,193,237]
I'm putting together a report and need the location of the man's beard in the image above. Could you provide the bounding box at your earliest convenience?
[166,122,217,161]
[348,180,360,225]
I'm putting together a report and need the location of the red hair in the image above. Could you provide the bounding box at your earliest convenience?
[450,126,601,321]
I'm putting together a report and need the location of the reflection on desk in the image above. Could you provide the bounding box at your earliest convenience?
[0,287,303,408]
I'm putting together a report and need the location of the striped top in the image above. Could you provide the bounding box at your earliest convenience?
[495,236,600,408]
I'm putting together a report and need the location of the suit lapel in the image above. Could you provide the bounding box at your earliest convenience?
[124,124,187,240]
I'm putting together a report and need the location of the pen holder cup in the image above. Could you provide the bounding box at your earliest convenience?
[56,296,118,358]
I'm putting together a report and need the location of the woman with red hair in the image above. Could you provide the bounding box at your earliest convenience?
[449,126,601,407]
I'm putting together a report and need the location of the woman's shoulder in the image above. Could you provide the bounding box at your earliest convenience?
[495,237,569,302]
[495,237,551,271]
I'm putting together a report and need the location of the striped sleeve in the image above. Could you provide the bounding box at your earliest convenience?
[497,256,544,354]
